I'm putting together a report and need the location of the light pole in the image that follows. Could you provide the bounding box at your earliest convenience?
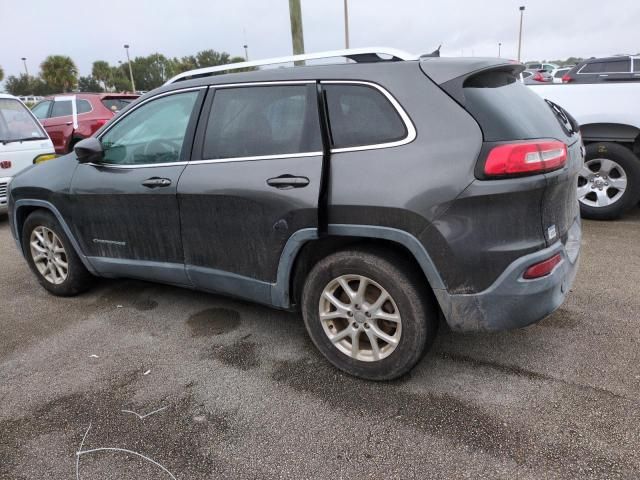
[21,57,28,76]
[517,6,525,62]
[123,44,136,92]
[243,44,249,61]
[498,43,502,57]
[343,0,350,49]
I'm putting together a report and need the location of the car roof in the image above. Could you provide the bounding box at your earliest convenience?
[0,93,19,100]
[582,55,632,63]
[42,92,139,101]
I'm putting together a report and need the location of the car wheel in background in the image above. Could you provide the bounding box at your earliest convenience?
[577,142,640,220]
[301,247,438,381]
[21,209,94,296]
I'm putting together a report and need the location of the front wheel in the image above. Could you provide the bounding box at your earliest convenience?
[301,247,438,381]
[21,209,94,296]
[577,142,640,220]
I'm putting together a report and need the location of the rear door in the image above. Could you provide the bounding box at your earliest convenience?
[178,83,323,303]
[70,88,204,284]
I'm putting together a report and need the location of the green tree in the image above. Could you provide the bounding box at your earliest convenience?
[110,65,131,92]
[4,74,51,96]
[0,65,4,83]
[195,50,231,68]
[78,76,103,92]
[40,55,78,92]
[91,60,112,88]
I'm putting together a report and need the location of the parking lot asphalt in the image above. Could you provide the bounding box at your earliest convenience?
[1,211,639,480]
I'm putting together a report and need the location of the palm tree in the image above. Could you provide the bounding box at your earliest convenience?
[92,60,112,89]
[41,55,78,92]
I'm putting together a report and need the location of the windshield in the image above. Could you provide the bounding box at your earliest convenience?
[0,98,48,143]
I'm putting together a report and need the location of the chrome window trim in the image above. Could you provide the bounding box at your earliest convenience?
[210,80,315,89]
[89,86,206,169]
[189,151,322,166]
[321,80,416,153]
[577,59,632,75]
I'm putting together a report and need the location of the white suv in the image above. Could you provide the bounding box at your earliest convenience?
[0,94,56,214]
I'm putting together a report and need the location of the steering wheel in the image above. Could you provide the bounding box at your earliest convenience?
[143,138,179,161]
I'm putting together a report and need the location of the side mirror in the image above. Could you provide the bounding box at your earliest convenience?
[74,137,104,163]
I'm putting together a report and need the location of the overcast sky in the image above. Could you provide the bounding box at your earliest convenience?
[1,0,638,84]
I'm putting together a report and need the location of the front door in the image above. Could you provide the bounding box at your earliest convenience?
[70,88,204,285]
[178,83,323,303]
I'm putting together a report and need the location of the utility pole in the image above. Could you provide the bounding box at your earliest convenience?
[21,57,28,76]
[288,0,305,65]
[517,6,525,62]
[124,44,136,92]
[343,0,350,49]
[243,44,249,61]
[498,42,502,58]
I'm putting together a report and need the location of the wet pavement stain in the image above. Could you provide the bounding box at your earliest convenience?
[208,340,259,370]
[187,308,241,337]
[270,358,634,478]
[95,281,160,312]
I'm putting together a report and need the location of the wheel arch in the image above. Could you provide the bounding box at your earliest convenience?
[580,122,640,147]
[13,199,96,274]
[275,225,447,312]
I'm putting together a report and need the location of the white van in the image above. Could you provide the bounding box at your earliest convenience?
[0,94,56,214]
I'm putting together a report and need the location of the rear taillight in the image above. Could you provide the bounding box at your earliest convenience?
[533,72,545,82]
[561,73,572,83]
[484,140,567,177]
[523,253,563,279]
[94,118,109,130]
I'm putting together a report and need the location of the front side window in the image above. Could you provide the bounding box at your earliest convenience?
[31,101,51,119]
[0,98,48,142]
[323,84,407,149]
[99,91,199,165]
[203,85,321,159]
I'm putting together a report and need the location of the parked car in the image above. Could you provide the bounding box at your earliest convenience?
[529,82,640,219]
[31,93,138,154]
[525,62,558,73]
[8,48,582,380]
[551,67,573,84]
[18,96,44,104]
[523,69,553,84]
[0,94,56,214]
[562,55,640,84]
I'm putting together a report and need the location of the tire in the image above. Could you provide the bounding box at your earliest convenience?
[21,209,94,296]
[301,247,438,381]
[578,142,640,220]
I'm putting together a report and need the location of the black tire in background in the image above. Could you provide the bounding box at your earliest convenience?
[301,247,438,381]
[579,142,640,220]
[21,209,94,296]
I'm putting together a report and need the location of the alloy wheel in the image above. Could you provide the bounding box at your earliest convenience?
[577,158,627,208]
[319,274,402,362]
[30,226,69,285]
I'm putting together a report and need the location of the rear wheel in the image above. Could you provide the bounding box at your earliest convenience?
[21,210,94,296]
[301,247,438,381]
[577,142,640,220]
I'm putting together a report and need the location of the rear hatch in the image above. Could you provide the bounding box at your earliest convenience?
[421,59,582,246]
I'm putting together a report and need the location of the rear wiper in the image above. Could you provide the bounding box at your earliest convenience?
[544,99,578,136]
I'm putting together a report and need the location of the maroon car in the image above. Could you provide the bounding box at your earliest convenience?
[31,93,138,154]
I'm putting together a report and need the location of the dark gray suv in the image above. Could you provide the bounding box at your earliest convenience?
[7,49,582,380]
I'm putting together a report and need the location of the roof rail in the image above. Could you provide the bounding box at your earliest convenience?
[164,47,418,85]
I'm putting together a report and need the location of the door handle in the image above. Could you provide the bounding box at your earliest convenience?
[142,177,172,188]
[266,175,310,189]
[65,121,73,125]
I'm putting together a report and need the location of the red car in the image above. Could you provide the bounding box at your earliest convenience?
[31,93,139,154]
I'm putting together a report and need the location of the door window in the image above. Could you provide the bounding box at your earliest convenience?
[32,101,51,119]
[77,99,92,114]
[51,100,73,117]
[602,59,631,73]
[580,62,603,74]
[323,84,407,148]
[202,85,321,159]
[99,91,199,165]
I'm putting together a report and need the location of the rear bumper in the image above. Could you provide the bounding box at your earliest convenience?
[437,216,581,332]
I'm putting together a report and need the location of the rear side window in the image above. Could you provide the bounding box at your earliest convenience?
[203,85,321,159]
[634,59,640,73]
[77,99,92,113]
[323,84,407,149]
[51,100,73,117]
[602,59,630,73]
[461,69,572,142]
